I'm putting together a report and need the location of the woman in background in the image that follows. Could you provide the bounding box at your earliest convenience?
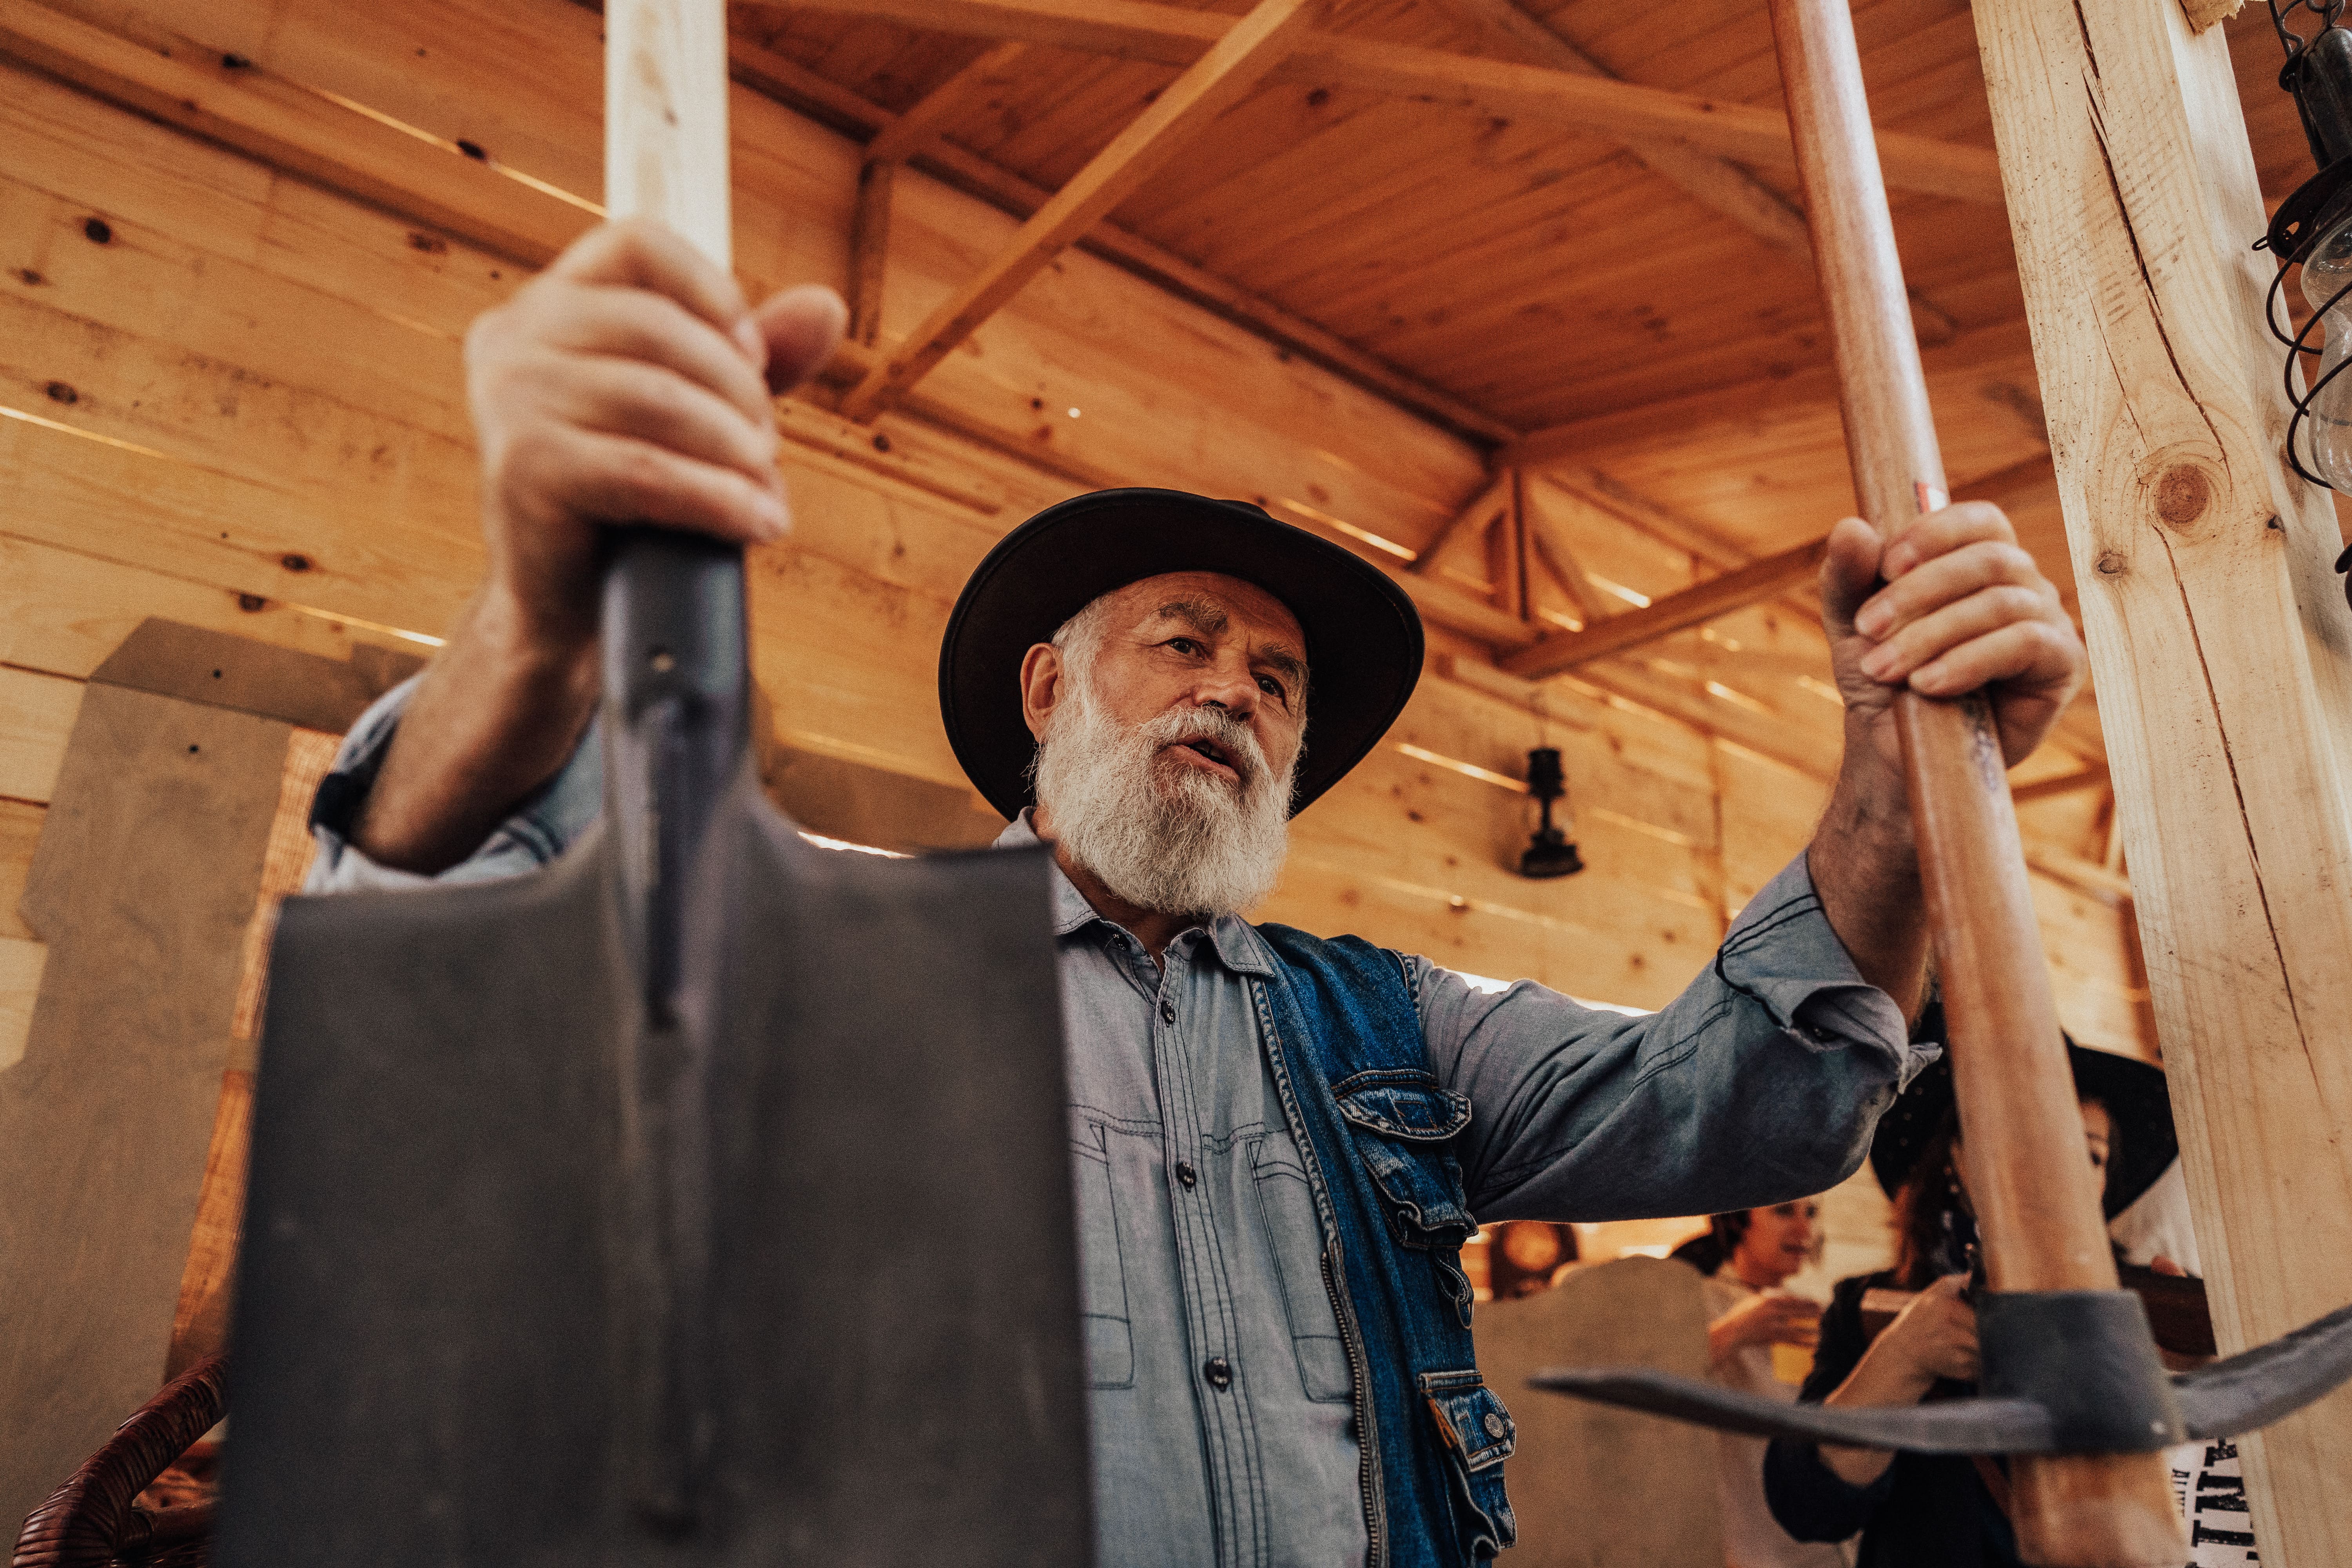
[1674,1203,1849,1568]
[1762,1006,2178,1568]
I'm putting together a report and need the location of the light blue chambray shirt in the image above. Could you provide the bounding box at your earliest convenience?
[308,680,1931,1567]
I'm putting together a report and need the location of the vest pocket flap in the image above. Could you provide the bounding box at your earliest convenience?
[1350,1137,1476,1244]
[1419,1370,1515,1471]
[1332,1072,1472,1142]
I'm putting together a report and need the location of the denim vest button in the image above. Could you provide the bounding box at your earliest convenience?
[1175,1161,1198,1189]
[1160,999,1176,1024]
[1483,1412,1507,1438]
[1203,1357,1232,1390]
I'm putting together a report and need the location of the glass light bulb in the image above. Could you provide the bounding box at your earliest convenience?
[2300,211,2352,488]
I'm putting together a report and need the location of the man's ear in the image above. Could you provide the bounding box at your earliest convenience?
[1018,643,1061,742]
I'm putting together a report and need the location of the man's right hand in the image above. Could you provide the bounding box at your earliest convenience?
[350,220,844,875]
[467,218,846,652]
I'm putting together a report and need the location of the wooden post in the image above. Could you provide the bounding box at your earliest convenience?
[1766,0,2186,1560]
[1974,0,2352,1560]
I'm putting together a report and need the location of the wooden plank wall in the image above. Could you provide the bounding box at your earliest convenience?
[0,0,2153,1078]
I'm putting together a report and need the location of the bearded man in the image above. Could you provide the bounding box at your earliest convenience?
[309,222,2088,1567]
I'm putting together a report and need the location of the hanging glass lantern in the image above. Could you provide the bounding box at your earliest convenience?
[2260,2,2352,491]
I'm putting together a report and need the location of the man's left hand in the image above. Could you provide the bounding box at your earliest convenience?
[1804,502,2086,1013]
[1821,501,2085,772]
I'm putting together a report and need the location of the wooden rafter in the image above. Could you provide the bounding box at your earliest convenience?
[847,43,1030,344]
[1486,469,1528,618]
[748,0,2004,202]
[1454,651,1841,780]
[1951,450,2057,505]
[846,158,895,345]
[2009,763,2110,804]
[1537,470,1824,637]
[1499,320,2034,468]
[864,41,1029,164]
[1541,470,1754,572]
[1415,0,1811,253]
[1523,506,1617,629]
[1411,470,1512,574]
[2020,841,2131,908]
[837,0,1373,419]
[1500,535,1830,678]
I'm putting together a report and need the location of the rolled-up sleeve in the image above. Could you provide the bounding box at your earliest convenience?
[303,675,604,894]
[1419,851,1934,1220]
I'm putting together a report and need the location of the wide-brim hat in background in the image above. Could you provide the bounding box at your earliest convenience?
[1869,996,2177,1219]
[938,488,1425,821]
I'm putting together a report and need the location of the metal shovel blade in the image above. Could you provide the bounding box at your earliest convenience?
[216,758,1091,1565]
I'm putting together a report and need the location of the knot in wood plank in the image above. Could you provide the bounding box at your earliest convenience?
[2154,463,2211,527]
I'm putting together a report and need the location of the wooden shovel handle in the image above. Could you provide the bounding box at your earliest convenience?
[1761,2,2185,1562]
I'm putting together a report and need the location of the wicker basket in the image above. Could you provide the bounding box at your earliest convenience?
[13,1357,225,1568]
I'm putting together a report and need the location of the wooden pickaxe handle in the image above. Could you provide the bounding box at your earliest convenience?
[1762,1,2186,1562]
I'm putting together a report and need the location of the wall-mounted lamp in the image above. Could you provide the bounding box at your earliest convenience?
[1518,747,1584,880]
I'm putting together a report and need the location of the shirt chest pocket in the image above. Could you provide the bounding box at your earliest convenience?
[1333,1071,1479,1328]
[1248,1134,1353,1403]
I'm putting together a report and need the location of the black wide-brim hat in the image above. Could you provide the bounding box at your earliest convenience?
[939,488,1425,821]
[1869,997,2178,1219]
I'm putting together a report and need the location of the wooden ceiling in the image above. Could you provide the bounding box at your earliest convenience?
[735,0,2007,443]
[722,0,2330,786]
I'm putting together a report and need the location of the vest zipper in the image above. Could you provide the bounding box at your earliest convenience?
[1323,1244,1386,1568]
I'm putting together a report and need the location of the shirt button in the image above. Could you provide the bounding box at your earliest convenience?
[1160,1000,1176,1024]
[1483,1412,1507,1439]
[1175,1161,1198,1189]
[1203,1357,1232,1390]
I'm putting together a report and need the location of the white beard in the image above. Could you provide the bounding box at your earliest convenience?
[1031,676,1295,919]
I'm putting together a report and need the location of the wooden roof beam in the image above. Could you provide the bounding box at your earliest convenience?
[2009,762,2110,804]
[1410,470,1513,574]
[846,158,894,344]
[749,0,2004,203]
[838,0,1325,420]
[1415,0,1811,253]
[1523,504,1620,629]
[863,40,1029,164]
[1499,535,1829,678]
[847,44,1029,343]
[1498,319,2036,468]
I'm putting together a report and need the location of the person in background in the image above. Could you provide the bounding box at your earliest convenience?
[1673,1205,1849,1568]
[1762,1004,2178,1568]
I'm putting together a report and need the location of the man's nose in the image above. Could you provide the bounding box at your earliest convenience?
[1192,662,1259,717]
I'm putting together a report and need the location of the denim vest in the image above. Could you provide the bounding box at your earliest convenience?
[1251,924,1517,1567]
